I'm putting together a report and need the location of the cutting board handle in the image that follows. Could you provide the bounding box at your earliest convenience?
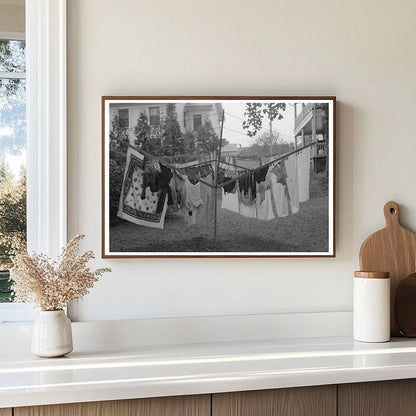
[384,201,400,228]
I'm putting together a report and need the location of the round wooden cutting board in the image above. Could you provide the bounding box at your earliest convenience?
[395,273,416,337]
[359,201,416,336]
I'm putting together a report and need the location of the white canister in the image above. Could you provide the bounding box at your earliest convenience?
[353,271,390,343]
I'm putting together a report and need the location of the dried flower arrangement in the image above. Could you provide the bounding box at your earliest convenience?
[10,234,111,311]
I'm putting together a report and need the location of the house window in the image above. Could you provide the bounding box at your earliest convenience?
[118,109,129,128]
[149,107,160,126]
[193,114,202,131]
[0,37,26,305]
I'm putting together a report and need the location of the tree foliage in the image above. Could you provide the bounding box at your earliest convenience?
[161,104,184,156]
[109,114,129,148]
[0,161,26,269]
[134,111,153,152]
[242,103,286,137]
[195,120,220,155]
[183,131,196,154]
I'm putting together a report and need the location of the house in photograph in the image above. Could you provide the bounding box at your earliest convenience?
[294,103,329,172]
[221,142,238,164]
[109,102,223,145]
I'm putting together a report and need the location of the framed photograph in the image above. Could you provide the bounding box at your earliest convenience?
[102,96,336,258]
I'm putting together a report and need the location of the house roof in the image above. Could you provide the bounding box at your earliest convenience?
[222,143,238,153]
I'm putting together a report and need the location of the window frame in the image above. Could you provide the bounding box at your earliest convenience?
[118,108,129,128]
[0,0,67,323]
[193,114,202,131]
[0,31,26,311]
[149,106,160,126]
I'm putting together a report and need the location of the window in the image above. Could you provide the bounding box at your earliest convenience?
[118,108,129,128]
[0,0,67,323]
[193,114,202,131]
[149,106,160,126]
[0,37,26,304]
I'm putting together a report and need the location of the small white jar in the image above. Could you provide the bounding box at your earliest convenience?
[353,271,390,343]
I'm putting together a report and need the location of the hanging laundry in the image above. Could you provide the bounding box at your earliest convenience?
[270,173,289,217]
[223,177,237,194]
[118,147,169,229]
[256,189,274,221]
[297,146,311,203]
[254,165,269,184]
[238,173,256,200]
[184,177,203,226]
[238,187,257,218]
[197,174,214,224]
[168,174,179,212]
[285,154,299,214]
[271,162,287,184]
[221,187,239,214]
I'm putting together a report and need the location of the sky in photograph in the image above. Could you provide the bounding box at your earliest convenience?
[221,101,296,147]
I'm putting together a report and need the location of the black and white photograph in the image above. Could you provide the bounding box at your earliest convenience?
[102,97,335,257]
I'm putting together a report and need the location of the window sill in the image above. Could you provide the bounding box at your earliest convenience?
[0,303,35,324]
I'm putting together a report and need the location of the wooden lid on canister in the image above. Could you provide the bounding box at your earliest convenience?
[354,271,390,279]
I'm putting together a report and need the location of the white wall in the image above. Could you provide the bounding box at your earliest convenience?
[67,0,416,322]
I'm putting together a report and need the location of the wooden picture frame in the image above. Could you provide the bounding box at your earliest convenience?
[102,96,336,258]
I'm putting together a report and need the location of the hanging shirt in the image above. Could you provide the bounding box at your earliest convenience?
[270,173,289,217]
[271,162,287,183]
[254,165,269,184]
[197,174,214,224]
[221,187,239,214]
[184,177,203,227]
[238,188,257,218]
[297,146,311,203]
[285,154,299,214]
[223,178,237,194]
[256,189,274,221]
[185,177,203,211]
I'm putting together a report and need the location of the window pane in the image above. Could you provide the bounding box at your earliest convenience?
[0,40,26,73]
[193,114,202,131]
[0,74,26,303]
[118,109,129,128]
[149,107,160,126]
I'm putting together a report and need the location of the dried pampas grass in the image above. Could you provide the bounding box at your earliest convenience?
[10,234,111,311]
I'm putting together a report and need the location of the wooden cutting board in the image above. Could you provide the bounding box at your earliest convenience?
[395,273,416,337]
[359,201,416,336]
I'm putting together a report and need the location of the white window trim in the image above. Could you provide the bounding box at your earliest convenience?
[0,31,25,41]
[0,0,67,323]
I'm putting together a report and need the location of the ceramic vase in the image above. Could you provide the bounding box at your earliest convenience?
[31,310,73,357]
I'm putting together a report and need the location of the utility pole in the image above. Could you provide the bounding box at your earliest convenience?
[213,109,225,243]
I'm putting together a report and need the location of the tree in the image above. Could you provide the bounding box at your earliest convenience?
[109,114,129,148]
[243,103,286,138]
[0,159,13,184]
[183,131,196,154]
[252,130,283,156]
[161,104,184,156]
[133,111,153,152]
[109,159,125,222]
[0,161,26,270]
[195,120,220,156]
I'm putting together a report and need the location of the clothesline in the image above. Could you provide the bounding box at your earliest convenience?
[219,142,315,189]
[123,143,216,189]
[121,141,315,192]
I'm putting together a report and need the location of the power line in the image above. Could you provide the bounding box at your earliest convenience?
[224,111,271,135]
